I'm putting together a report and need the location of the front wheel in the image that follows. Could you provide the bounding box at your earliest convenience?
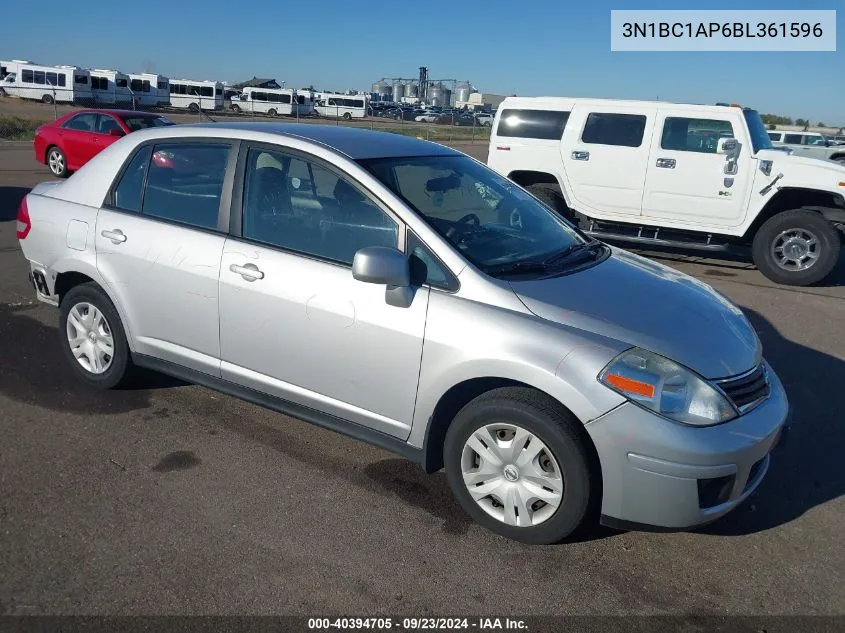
[230,103,241,113]
[188,103,199,113]
[752,209,841,286]
[42,94,54,105]
[267,108,277,116]
[833,156,845,165]
[342,112,352,121]
[59,282,135,389]
[444,387,596,544]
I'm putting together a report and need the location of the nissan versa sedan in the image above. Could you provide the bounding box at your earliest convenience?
[16,123,789,544]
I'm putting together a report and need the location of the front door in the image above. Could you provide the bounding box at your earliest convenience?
[59,112,101,169]
[641,111,750,227]
[562,105,655,218]
[218,144,428,437]
[95,139,235,375]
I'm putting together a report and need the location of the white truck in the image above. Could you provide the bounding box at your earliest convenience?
[487,97,845,286]
[767,130,845,163]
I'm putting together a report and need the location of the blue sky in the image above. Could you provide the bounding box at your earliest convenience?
[3,0,843,124]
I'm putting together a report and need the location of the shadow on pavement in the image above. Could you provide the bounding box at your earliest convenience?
[0,302,179,415]
[701,307,845,536]
[0,186,30,221]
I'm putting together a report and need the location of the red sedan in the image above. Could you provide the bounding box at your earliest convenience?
[34,109,174,178]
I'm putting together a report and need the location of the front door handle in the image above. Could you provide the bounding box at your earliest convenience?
[230,262,264,281]
[101,229,126,243]
[571,151,590,161]
[656,158,676,169]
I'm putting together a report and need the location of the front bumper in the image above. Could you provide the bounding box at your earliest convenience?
[586,361,790,530]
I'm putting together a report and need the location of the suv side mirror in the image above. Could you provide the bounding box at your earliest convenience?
[352,246,413,308]
[716,137,739,155]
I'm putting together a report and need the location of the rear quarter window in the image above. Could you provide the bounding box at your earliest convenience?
[495,109,569,140]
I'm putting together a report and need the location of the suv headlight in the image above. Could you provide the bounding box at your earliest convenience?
[598,348,737,426]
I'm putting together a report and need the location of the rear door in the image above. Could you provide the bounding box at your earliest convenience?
[562,105,655,218]
[640,110,750,227]
[58,112,100,169]
[95,138,236,375]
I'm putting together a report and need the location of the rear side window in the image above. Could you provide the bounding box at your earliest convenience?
[495,109,569,140]
[581,113,647,147]
[113,146,152,212]
[660,117,734,154]
[140,143,231,230]
[783,134,803,144]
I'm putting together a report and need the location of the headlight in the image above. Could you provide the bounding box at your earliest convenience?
[599,348,737,426]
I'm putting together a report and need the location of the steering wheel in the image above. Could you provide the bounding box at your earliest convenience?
[446,213,481,239]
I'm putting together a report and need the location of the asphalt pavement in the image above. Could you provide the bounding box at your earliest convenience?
[0,143,843,617]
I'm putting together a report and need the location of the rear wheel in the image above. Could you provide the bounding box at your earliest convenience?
[267,108,277,116]
[230,103,241,113]
[527,183,569,215]
[42,94,54,105]
[46,146,68,178]
[752,209,841,286]
[444,387,596,544]
[59,282,135,390]
[188,102,199,113]
[343,112,352,121]
[833,156,845,165]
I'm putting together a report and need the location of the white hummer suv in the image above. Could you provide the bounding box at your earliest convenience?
[487,97,845,286]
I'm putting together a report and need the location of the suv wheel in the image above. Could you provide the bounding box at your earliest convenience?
[752,209,840,286]
[444,387,596,544]
[59,283,134,389]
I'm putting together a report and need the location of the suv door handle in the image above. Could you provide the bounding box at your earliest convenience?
[571,151,590,161]
[656,158,676,169]
[230,263,264,281]
[101,229,126,243]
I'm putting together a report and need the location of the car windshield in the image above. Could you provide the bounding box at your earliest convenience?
[743,109,773,153]
[358,155,588,274]
[122,115,174,132]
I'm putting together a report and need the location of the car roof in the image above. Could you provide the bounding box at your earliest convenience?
[182,122,462,159]
[69,109,163,118]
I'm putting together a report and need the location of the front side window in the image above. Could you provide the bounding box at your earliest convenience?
[359,155,586,275]
[116,78,128,88]
[241,147,398,265]
[495,109,569,140]
[582,112,647,147]
[407,231,457,291]
[140,143,231,230]
[74,74,88,85]
[62,113,99,131]
[131,79,143,92]
[783,133,803,144]
[660,117,735,154]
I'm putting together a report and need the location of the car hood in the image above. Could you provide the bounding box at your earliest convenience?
[509,248,761,379]
[758,149,845,172]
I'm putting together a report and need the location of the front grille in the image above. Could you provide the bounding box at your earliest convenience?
[717,364,770,411]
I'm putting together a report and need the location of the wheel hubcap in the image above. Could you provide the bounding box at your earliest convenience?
[49,151,63,174]
[460,423,563,527]
[66,302,114,375]
[771,228,819,271]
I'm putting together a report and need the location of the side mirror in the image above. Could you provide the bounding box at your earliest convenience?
[108,128,125,137]
[716,137,739,155]
[352,246,413,308]
[352,246,409,286]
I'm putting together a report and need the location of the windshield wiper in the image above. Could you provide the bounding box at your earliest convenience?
[543,240,604,266]
[484,260,551,276]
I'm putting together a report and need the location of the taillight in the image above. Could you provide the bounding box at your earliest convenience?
[16,196,31,240]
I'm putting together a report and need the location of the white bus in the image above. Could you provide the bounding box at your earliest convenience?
[315,92,369,119]
[231,87,314,116]
[168,79,224,111]
[89,69,133,105]
[128,73,171,107]
[0,62,92,104]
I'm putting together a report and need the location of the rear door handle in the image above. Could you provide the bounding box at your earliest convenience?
[230,263,264,281]
[100,229,126,243]
[656,158,676,169]
[571,151,590,161]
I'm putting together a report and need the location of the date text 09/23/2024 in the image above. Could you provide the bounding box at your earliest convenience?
[308,618,527,630]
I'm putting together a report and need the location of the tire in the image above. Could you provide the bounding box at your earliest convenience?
[342,112,352,121]
[188,103,199,113]
[833,156,845,165]
[231,103,241,113]
[267,108,277,116]
[46,146,68,178]
[59,282,135,390]
[483,121,492,127]
[42,94,54,105]
[444,387,596,544]
[527,183,569,215]
[751,209,841,286]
